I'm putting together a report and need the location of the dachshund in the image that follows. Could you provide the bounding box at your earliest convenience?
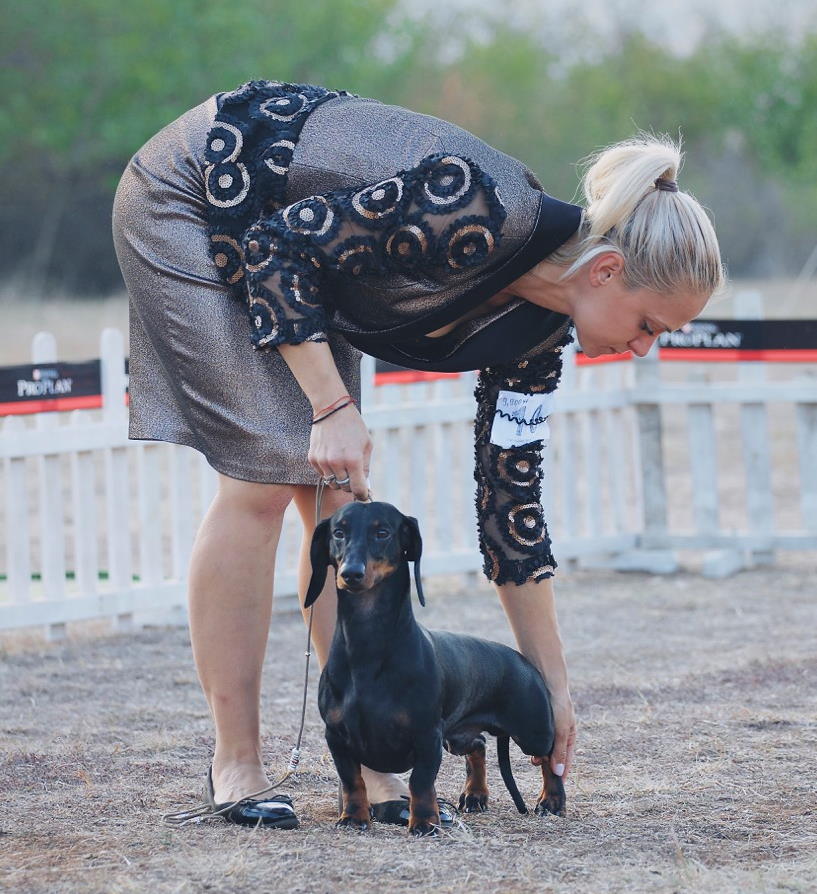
[305,500,565,835]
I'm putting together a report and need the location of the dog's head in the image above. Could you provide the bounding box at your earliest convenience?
[304,501,424,608]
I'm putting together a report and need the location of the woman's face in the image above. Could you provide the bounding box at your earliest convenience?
[569,253,708,359]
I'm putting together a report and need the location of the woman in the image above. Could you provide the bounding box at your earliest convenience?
[113,80,723,828]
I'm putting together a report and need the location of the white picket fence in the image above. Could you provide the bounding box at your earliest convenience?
[1,293,815,638]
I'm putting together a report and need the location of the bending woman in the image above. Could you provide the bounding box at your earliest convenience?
[113,80,723,828]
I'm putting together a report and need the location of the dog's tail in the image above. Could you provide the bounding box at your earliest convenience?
[497,735,528,814]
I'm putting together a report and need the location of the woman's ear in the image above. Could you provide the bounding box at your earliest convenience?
[589,250,624,286]
[304,518,332,607]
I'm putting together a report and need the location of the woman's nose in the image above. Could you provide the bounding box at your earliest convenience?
[627,333,658,357]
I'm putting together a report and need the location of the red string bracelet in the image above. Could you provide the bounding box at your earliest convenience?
[311,398,356,425]
[313,393,353,418]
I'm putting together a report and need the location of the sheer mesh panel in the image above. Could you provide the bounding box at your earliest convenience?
[241,154,506,349]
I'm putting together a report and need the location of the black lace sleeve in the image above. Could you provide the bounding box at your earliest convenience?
[473,324,573,586]
[241,153,506,349]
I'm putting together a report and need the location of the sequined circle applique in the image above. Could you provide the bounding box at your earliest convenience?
[282,270,321,307]
[209,234,244,284]
[205,161,251,209]
[262,139,296,176]
[282,196,338,242]
[351,177,405,222]
[248,296,279,346]
[496,448,539,488]
[334,236,378,276]
[418,155,474,210]
[507,503,546,547]
[258,93,309,121]
[242,229,277,273]
[205,122,244,164]
[530,565,555,582]
[384,217,434,268]
[444,219,497,269]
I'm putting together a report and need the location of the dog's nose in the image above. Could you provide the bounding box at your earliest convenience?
[340,564,365,586]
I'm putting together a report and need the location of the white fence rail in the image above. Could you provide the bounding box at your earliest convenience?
[2,295,816,637]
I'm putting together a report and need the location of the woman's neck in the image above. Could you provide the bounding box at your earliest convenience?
[501,260,576,317]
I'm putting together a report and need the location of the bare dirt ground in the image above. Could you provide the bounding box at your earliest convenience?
[1,559,815,894]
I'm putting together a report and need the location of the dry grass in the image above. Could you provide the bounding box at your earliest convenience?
[1,561,816,893]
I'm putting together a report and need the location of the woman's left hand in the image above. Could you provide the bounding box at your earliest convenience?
[532,687,576,780]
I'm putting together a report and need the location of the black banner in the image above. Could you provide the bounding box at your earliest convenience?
[658,319,817,351]
[0,360,102,415]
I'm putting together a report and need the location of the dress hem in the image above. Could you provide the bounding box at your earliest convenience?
[127,432,321,486]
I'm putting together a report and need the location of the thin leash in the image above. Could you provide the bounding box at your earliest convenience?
[161,478,330,827]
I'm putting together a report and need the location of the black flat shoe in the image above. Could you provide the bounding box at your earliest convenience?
[370,794,457,829]
[206,767,299,829]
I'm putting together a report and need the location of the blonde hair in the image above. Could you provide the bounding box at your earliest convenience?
[550,134,724,296]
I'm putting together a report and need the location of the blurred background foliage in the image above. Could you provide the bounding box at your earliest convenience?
[2,0,816,296]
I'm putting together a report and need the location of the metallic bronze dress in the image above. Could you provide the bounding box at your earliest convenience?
[112,81,582,584]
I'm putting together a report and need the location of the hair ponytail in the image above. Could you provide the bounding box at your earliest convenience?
[550,134,724,297]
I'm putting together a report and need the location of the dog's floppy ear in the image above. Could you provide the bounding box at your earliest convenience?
[400,515,425,607]
[304,518,332,607]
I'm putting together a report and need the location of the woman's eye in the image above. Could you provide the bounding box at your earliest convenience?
[373,529,390,540]
[641,321,655,336]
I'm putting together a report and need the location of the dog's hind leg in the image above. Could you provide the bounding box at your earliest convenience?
[534,760,566,817]
[327,733,371,831]
[455,735,489,813]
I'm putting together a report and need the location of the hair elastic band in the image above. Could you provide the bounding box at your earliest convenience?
[655,178,679,192]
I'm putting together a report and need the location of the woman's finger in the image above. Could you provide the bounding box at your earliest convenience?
[551,718,576,780]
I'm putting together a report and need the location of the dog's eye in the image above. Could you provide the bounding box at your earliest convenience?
[332,528,345,540]
[373,529,390,540]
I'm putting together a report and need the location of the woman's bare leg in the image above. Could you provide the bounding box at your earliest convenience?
[291,484,409,803]
[188,473,294,803]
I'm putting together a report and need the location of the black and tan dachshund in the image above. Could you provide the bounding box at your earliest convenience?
[305,500,566,836]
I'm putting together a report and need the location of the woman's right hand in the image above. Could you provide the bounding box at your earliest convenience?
[308,402,372,501]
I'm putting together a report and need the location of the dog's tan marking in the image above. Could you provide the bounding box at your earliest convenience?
[464,747,489,799]
[339,767,372,827]
[535,760,566,817]
[363,559,398,589]
[408,785,440,836]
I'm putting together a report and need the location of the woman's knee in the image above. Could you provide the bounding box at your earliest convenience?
[216,473,295,523]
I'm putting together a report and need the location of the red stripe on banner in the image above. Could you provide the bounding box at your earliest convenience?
[574,348,817,365]
[657,348,817,363]
[374,370,463,385]
[0,394,104,416]
[575,353,633,366]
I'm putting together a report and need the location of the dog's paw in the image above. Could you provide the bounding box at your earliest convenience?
[408,819,439,837]
[336,814,370,831]
[534,793,566,818]
[458,791,488,813]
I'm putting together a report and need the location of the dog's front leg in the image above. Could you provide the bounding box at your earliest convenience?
[327,731,371,831]
[534,760,566,817]
[407,732,443,836]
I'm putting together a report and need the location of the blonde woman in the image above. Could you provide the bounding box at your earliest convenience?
[113,80,723,828]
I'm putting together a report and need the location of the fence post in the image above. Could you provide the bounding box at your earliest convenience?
[101,327,133,631]
[3,416,32,608]
[32,332,68,641]
[736,291,775,566]
[795,377,817,533]
[616,342,678,573]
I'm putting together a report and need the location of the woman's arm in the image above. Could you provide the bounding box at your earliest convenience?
[472,327,576,777]
[495,577,576,779]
